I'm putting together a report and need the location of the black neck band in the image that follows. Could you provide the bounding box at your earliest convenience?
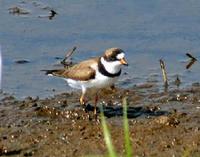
[98,59,121,77]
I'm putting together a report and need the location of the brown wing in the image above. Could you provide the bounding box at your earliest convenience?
[51,57,99,81]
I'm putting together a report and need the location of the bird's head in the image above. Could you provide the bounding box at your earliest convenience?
[100,48,128,74]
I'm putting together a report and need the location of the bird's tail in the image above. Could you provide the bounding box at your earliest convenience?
[41,69,65,77]
[41,69,60,76]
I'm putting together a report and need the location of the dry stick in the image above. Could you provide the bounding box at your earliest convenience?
[60,46,77,66]
[186,53,197,60]
[49,10,57,20]
[186,59,196,69]
[160,59,168,88]
[186,53,197,69]
[175,75,181,87]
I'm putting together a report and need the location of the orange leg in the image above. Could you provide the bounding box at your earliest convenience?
[94,93,99,118]
[80,86,86,105]
[79,94,85,105]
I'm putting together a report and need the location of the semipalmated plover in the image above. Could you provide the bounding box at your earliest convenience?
[45,48,128,115]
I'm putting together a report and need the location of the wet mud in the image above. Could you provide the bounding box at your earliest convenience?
[1,84,200,157]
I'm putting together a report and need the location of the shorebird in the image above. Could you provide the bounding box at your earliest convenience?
[45,48,128,115]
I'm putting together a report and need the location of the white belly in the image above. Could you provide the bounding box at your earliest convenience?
[64,73,118,90]
[64,63,120,90]
[89,73,117,88]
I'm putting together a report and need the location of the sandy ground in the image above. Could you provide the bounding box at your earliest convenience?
[0,83,200,157]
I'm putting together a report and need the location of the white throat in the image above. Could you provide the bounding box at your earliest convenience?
[100,57,122,74]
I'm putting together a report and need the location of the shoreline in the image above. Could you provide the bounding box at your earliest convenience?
[0,84,200,156]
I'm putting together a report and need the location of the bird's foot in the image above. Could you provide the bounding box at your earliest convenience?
[84,104,100,122]
[88,112,100,123]
[79,97,87,107]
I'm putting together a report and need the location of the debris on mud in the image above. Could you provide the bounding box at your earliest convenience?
[8,6,30,15]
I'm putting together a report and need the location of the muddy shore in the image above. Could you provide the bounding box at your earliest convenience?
[0,83,200,157]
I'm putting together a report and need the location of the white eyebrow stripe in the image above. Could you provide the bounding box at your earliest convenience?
[116,53,125,60]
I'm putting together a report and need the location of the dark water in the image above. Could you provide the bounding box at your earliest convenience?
[0,0,200,98]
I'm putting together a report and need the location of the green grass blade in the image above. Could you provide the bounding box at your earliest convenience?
[182,147,191,157]
[100,108,117,157]
[123,97,133,157]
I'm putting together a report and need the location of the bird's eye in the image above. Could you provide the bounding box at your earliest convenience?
[109,56,116,61]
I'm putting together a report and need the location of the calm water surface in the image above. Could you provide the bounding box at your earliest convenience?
[0,0,200,98]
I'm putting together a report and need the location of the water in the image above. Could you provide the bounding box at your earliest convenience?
[0,0,200,98]
[0,45,2,89]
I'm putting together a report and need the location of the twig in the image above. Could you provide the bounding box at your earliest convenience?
[175,75,181,87]
[49,9,57,20]
[186,53,197,60]
[159,59,168,88]
[60,46,77,66]
[186,53,197,69]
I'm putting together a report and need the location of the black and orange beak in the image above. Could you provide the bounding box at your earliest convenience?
[120,58,128,66]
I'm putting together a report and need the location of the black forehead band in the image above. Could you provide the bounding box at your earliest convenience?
[112,49,124,56]
[104,49,124,62]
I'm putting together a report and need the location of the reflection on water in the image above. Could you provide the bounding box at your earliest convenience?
[0,0,200,98]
